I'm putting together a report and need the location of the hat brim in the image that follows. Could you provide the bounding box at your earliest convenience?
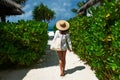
[56,20,69,31]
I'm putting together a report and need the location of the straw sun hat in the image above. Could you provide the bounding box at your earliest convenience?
[56,20,69,31]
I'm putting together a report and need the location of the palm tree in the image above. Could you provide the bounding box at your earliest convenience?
[71,1,86,14]
[13,0,27,6]
[32,3,55,22]
[72,0,112,16]
[77,0,112,15]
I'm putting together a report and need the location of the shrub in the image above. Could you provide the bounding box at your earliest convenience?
[69,1,120,80]
[0,20,48,66]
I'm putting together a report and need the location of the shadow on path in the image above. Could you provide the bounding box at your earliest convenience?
[0,43,58,80]
[65,66,85,74]
[32,45,59,69]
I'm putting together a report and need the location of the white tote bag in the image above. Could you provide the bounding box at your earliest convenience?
[50,38,61,51]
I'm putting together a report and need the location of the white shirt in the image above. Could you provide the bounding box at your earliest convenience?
[52,30,72,51]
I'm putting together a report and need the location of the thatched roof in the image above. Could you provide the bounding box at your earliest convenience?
[77,0,103,15]
[0,0,24,16]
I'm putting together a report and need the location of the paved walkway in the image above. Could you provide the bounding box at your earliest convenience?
[0,34,98,80]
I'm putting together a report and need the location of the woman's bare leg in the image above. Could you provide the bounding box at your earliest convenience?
[62,51,67,72]
[57,51,66,76]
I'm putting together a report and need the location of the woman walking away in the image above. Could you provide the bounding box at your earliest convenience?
[51,20,72,76]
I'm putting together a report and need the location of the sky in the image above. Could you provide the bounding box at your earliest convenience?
[7,0,85,30]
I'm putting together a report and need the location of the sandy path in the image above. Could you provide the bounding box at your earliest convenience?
[0,34,98,80]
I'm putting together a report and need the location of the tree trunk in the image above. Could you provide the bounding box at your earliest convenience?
[77,0,112,15]
[0,15,6,22]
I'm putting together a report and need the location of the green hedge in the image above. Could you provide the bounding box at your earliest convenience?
[69,1,120,80]
[0,20,48,66]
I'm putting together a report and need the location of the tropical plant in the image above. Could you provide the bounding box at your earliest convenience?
[69,0,120,80]
[32,3,55,22]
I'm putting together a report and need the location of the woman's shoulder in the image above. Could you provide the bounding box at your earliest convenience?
[54,30,60,36]
[55,30,60,34]
[56,30,59,32]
